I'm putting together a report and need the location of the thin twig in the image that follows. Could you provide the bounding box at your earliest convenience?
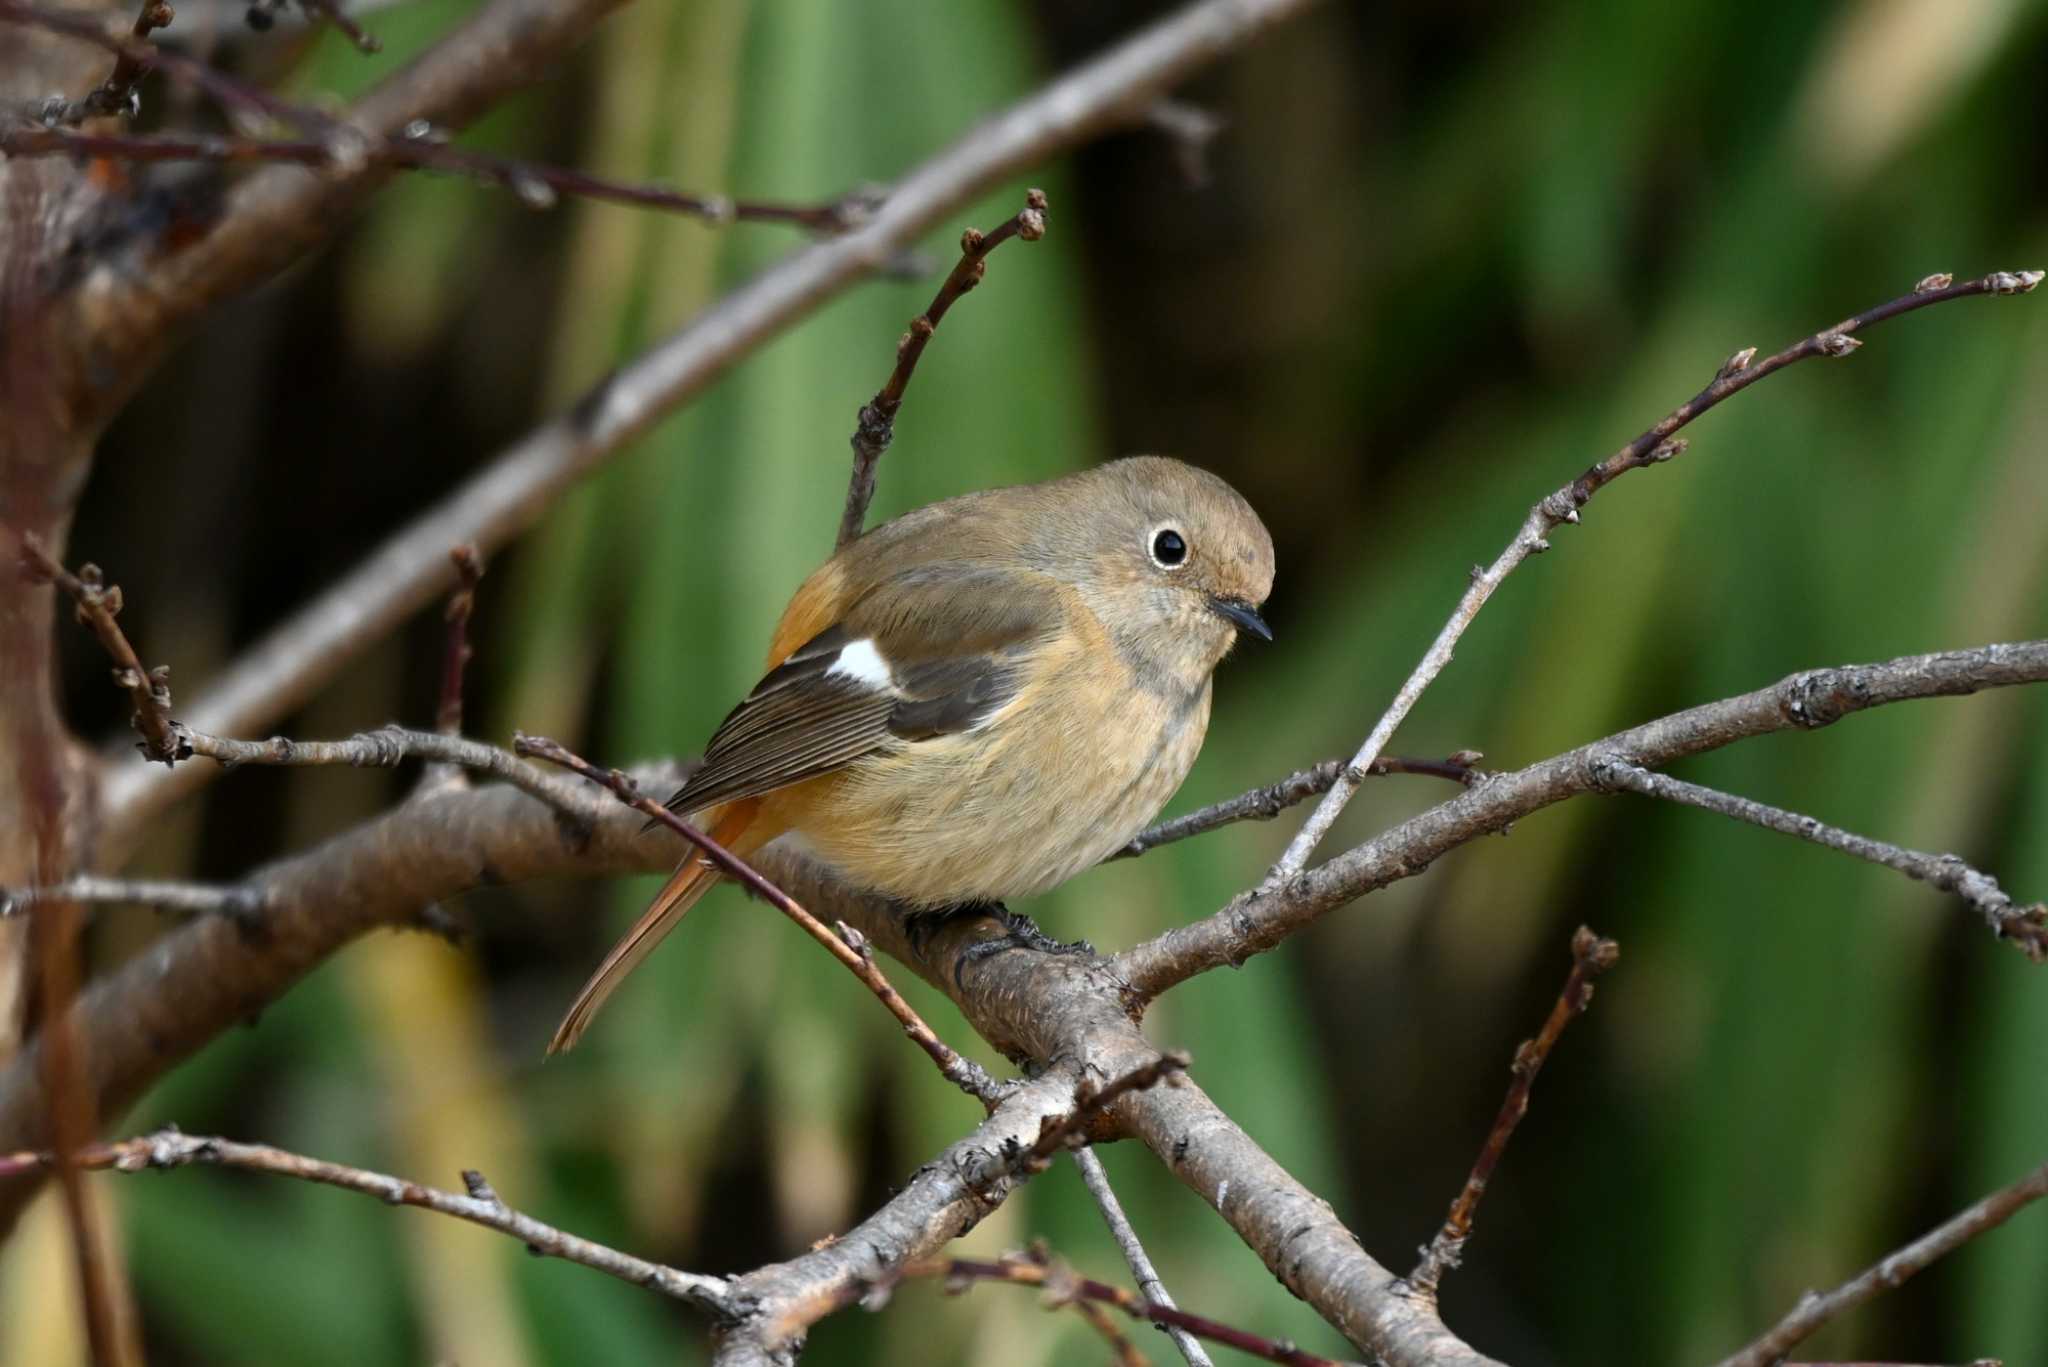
[1409,927,1619,1296]
[1594,760,2048,961]
[435,544,483,738]
[20,534,187,764]
[0,875,268,924]
[899,1249,1358,1367]
[0,122,868,230]
[0,1127,733,1312]
[1713,1158,2048,1367]
[1030,1051,1190,1162]
[836,189,1049,549]
[1264,268,2046,888]
[1073,1146,1215,1367]
[285,0,382,52]
[181,724,577,812]
[511,732,1005,1104]
[1115,753,1483,860]
[29,0,175,124]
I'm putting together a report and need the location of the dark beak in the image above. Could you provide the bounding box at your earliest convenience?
[1208,595,1273,642]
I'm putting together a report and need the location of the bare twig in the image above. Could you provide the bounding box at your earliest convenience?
[1118,641,2048,1001]
[20,535,187,765]
[27,0,175,125]
[435,544,483,737]
[1713,1158,2048,1367]
[1030,1050,1190,1161]
[181,724,577,812]
[897,1250,1358,1367]
[1409,927,1619,1296]
[0,875,268,924]
[272,0,382,53]
[95,0,1323,856]
[1593,760,2048,960]
[1073,1146,1215,1367]
[511,732,1004,1104]
[836,189,1049,549]
[1115,753,1483,859]
[1263,268,2046,887]
[1144,98,1224,185]
[0,1127,733,1312]
[0,121,884,230]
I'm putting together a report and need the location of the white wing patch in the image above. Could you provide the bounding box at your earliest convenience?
[825,638,893,689]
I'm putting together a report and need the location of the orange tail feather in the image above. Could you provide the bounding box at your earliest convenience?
[547,801,763,1054]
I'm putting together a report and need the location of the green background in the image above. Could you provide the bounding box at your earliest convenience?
[6,1,2047,1362]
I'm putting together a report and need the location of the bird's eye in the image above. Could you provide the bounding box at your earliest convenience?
[1150,527,1188,567]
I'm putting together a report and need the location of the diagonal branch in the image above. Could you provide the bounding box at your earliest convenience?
[1712,1155,2048,1367]
[1593,760,2048,959]
[837,188,1048,548]
[91,0,1324,861]
[0,1127,732,1312]
[19,535,185,765]
[1263,269,2044,886]
[1115,641,2048,999]
[1409,927,1619,1296]
[1073,1146,1217,1367]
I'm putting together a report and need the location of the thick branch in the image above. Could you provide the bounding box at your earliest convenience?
[1713,1156,2048,1367]
[1594,761,2047,959]
[0,1127,731,1311]
[93,0,1323,859]
[1115,641,2048,999]
[1264,269,2044,885]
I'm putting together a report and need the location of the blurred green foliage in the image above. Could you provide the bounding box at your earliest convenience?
[7,0,2047,1363]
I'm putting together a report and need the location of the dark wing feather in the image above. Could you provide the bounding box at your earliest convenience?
[662,569,1059,815]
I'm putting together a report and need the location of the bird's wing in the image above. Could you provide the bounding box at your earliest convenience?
[662,567,1066,815]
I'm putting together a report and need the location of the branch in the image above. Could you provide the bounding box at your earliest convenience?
[1113,753,1483,860]
[897,1249,1359,1367]
[1712,1157,2048,1367]
[1029,1050,1190,1161]
[1593,761,2048,960]
[1073,1146,1216,1367]
[0,875,268,925]
[1263,268,2045,886]
[0,1127,732,1312]
[19,534,186,765]
[1409,927,1618,1295]
[511,732,1005,1105]
[27,0,174,125]
[250,0,382,53]
[1115,641,2048,999]
[837,188,1048,549]
[0,123,876,231]
[92,0,1325,859]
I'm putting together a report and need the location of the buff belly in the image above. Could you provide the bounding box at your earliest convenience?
[763,678,1214,908]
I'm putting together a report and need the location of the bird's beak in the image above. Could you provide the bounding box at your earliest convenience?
[1208,595,1273,642]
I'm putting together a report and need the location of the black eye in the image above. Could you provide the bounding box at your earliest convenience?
[1150,528,1188,567]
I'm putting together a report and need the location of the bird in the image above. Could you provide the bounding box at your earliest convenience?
[549,455,1275,1053]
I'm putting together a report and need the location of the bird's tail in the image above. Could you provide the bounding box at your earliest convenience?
[547,800,762,1055]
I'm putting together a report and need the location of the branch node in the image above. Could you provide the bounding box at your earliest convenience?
[1915,272,1955,294]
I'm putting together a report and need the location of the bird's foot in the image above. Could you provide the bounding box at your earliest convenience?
[905,902,1094,990]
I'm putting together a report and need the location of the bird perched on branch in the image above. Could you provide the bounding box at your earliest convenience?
[551,456,1275,1052]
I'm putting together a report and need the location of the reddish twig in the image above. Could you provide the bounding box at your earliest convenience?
[836,189,1049,549]
[1409,927,1620,1296]
[20,535,188,765]
[1116,752,1485,859]
[892,1248,1357,1367]
[1029,1051,1190,1162]
[510,733,1004,1104]
[1715,1158,2048,1367]
[0,1127,733,1311]
[1266,268,2046,886]
[435,544,483,737]
[33,0,175,124]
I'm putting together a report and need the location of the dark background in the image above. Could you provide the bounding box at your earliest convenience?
[8,1,2047,1362]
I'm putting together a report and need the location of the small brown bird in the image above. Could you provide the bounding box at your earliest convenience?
[550,456,1275,1052]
